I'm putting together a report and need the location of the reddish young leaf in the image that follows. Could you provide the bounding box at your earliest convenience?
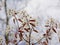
[14,12,17,15]
[15,33,17,38]
[13,19,15,23]
[18,19,23,22]
[33,30,38,33]
[52,28,57,33]
[29,20,35,22]
[19,27,21,30]
[19,33,23,41]
[15,43,17,45]
[30,23,35,27]
[43,41,48,45]
[13,40,17,43]
[24,28,30,32]
[43,34,46,36]
[55,23,57,29]
[18,26,23,30]
[18,30,24,33]
[48,37,51,40]
[32,43,34,45]
[27,28,30,30]
[46,29,50,34]
[23,23,26,27]
[46,38,48,43]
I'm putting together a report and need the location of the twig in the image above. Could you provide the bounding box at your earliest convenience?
[34,37,44,44]
[4,0,8,25]
[32,26,44,45]
[23,12,32,45]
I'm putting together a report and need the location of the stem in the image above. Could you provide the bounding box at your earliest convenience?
[23,13,32,45]
[34,37,44,44]
[19,11,32,44]
[29,28,32,45]
[4,0,9,45]
[4,0,8,25]
[13,12,29,43]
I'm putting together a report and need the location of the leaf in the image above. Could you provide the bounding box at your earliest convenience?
[19,33,23,41]
[29,20,35,22]
[13,19,15,23]
[18,30,24,33]
[19,26,23,30]
[5,35,9,44]
[55,23,57,28]
[43,34,46,36]
[43,41,48,45]
[13,40,17,43]
[23,23,26,27]
[24,28,30,32]
[14,12,17,15]
[30,23,35,27]
[52,28,57,33]
[25,34,28,38]
[19,27,21,30]
[33,30,38,33]
[32,43,34,45]
[46,38,48,43]
[15,33,17,38]
[46,29,50,34]
[48,37,51,40]
[18,19,23,22]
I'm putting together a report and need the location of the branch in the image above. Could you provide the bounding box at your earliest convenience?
[34,37,44,44]
[23,12,32,45]
[4,0,8,25]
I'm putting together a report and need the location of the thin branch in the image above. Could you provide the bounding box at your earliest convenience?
[31,26,44,45]
[23,37,29,43]
[4,0,8,25]
[34,37,44,44]
[23,12,32,45]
